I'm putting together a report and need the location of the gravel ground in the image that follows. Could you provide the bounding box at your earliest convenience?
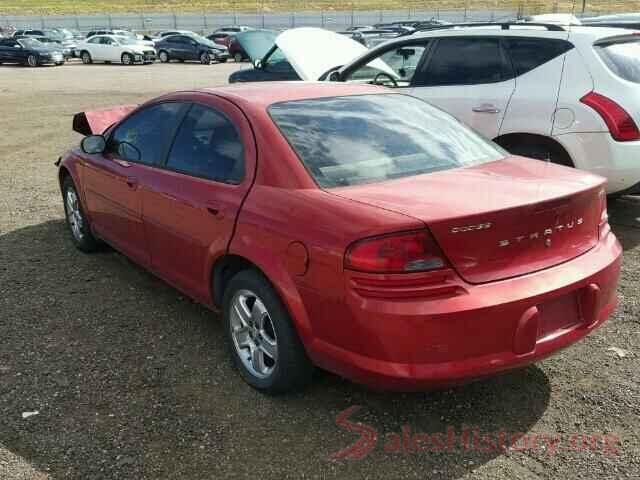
[0,61,639,480]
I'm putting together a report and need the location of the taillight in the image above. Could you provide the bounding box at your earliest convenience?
[345,230,448,274]
[580,92,640,142]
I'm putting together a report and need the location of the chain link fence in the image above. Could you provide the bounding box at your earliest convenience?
[0,0,636,35]
[0,10,518,34]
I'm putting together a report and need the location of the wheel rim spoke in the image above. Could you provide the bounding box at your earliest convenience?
[258,336,277,362]
[251,345,266,375]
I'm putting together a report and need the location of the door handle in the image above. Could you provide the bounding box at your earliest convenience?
[206,202,225,219]
[126,176,138,189]
[472,104,501,114]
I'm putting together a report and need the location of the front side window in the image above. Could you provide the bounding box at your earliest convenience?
[344,44,427,87]
[269,94,505,188]
[166,104,244,183]
[504,37,573,76]
[418,37,506,87]
[108,102,186,165]
[595,39,640,83]
[88,36,102,44]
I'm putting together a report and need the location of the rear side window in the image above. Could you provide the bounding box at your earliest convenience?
[418,37,507,86]
[166,104,244,184]
[504,38,573,76]
[595,39,640,83]
[108,102,187,165]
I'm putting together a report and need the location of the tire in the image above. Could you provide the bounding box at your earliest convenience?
[499,137,573,168]
[27,54,38,67]
[61,176,100,253]
[81,51,92,64]
[158,50,169,63]
[121,52,133,65]
[233,52,243,63]
[223,270,313,394]
[200,52,210,64]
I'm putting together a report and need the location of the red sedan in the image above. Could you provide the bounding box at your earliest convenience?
[57,83,621,393]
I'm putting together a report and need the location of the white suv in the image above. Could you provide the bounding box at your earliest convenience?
[334,23,640,195]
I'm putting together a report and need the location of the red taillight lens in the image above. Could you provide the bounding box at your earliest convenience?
[580,92,640,142]
[345,230,448,273]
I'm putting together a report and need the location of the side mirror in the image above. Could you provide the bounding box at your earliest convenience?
[80,135,106,154]
[117,141,141,162]
[253,59,262,69]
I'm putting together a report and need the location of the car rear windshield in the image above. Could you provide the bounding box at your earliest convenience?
[595,38,640,83]
[268,94,505,188]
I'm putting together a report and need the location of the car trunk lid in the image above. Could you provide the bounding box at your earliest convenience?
[331,157,605,284]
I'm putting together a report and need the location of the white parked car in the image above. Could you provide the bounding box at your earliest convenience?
[251,26,640,195]
[78,35,156,65]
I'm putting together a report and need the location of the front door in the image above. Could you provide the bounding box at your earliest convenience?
[339,39,430,90]
[82,102,188,266]
[141,96,256,302]
[410,37,516,141]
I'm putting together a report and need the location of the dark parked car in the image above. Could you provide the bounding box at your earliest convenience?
[213,25,253,34]
[14,35,72,59]
[228,30,300,82]
[0,37,64,66]
[208,32,249,62]
[208,32,233,47]
[156,30,196,38]
[155,34,229,64]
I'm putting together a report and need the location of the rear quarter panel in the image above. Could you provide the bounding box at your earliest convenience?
[229,186,424,348]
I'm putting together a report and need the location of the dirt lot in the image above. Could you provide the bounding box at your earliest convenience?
[0,61,639,480]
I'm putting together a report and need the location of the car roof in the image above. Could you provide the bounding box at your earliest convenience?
[412,23,632,41]
[399,24,636,44]
[163,82,388,110]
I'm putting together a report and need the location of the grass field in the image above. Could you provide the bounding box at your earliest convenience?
[1,0,638,15]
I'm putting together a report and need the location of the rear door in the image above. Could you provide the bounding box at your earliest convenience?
[169,36,194,60]
[410,36,516,140]
[501,36,573,137]
[141,96,256,301]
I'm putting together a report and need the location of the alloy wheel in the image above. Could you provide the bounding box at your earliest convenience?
[234,52,242,63]
[27,55,37,67]
[65,188,84,242]
[229,290,278,379]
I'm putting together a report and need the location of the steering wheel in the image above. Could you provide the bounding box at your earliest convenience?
[373,72,398,87]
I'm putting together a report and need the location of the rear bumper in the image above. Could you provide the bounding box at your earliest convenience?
[306,231,622,390]
[555,132,640,194]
